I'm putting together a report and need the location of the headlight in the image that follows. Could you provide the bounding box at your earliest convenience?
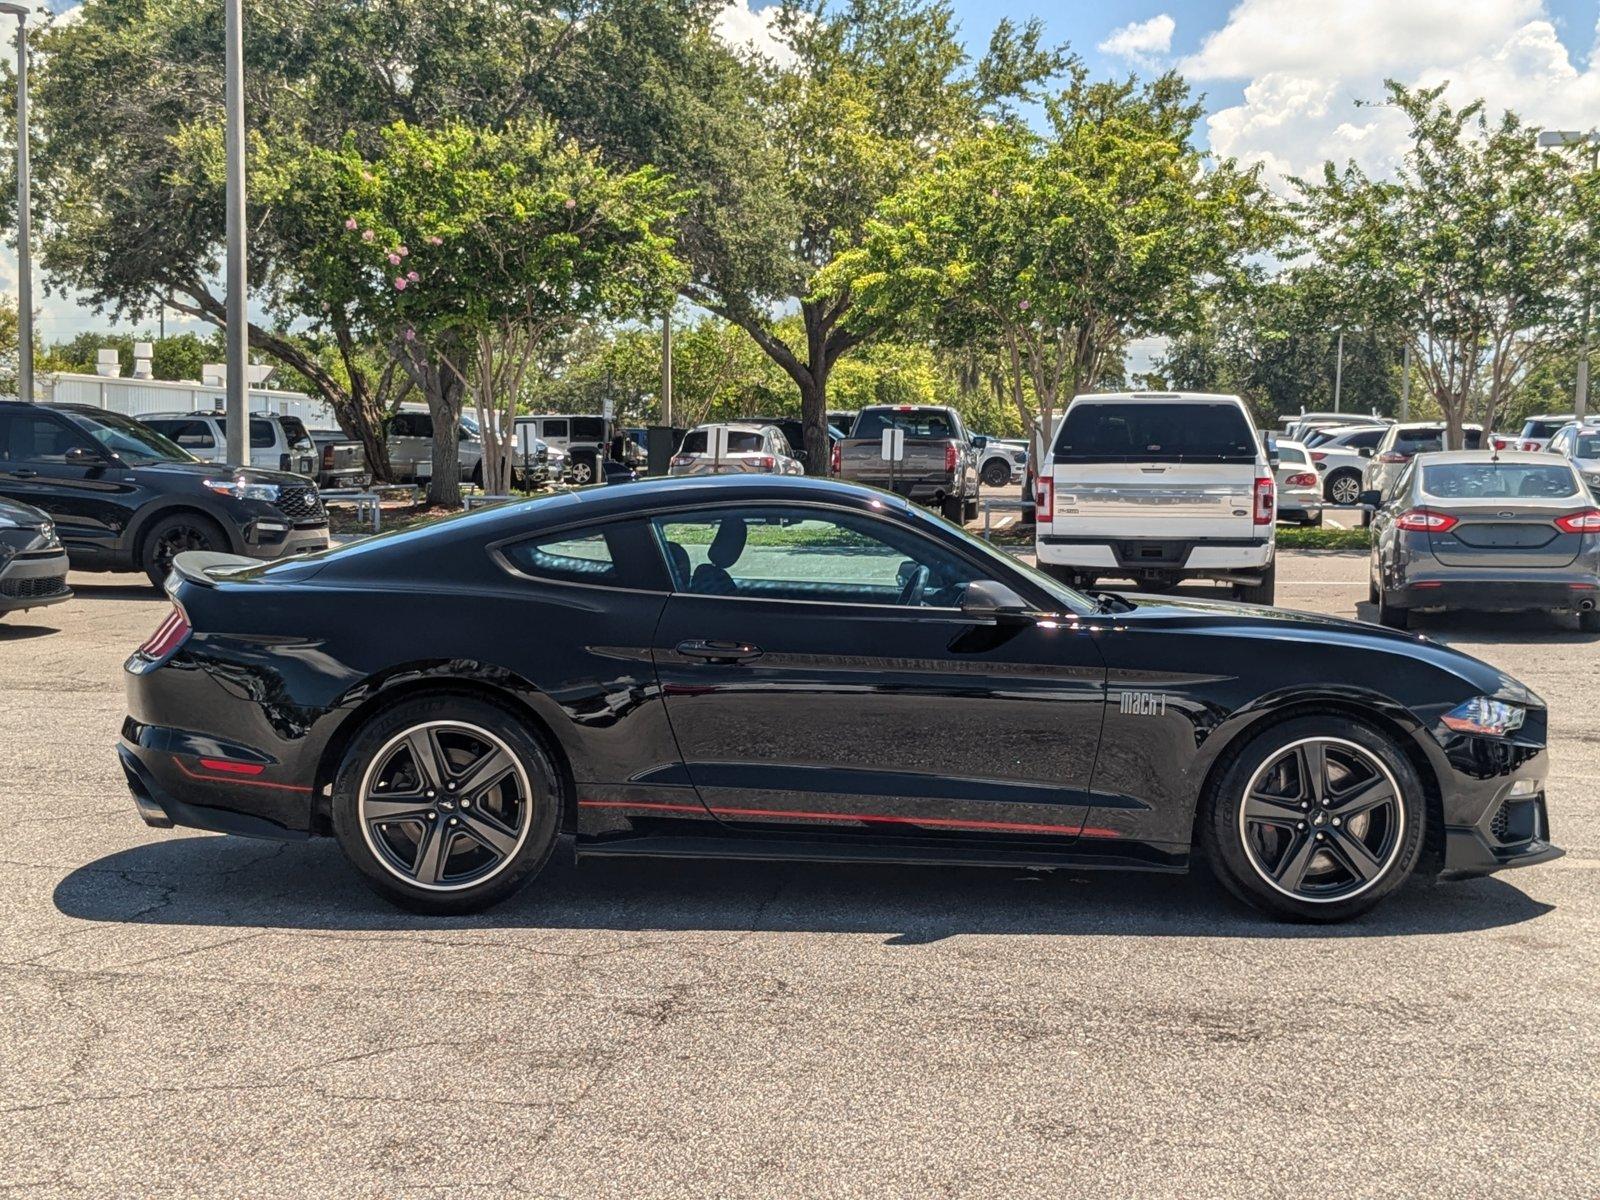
[39,522,57,545]
[1584,471,1600,489]
[204,479,281,503]
[1441,696,1526,737]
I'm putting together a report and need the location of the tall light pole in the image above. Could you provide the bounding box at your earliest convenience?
[1333,328,1345,413]
[1539,129,1600,422]
[223,0,247,465]
[0,4,31,404]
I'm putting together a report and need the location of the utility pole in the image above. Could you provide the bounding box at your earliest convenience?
[0,4,32,403]
[660,310,673,428]
[1333,329,1345,413]
[1400,342,1411,421]
[223,0,248,466]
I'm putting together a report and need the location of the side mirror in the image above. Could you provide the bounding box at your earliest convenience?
[1357,489,1382,509]
[1263,432,1280,470]
[1359,447,1373,458]
[971,435,989,450]
[962,579,1032,622]
[65,445,110,465]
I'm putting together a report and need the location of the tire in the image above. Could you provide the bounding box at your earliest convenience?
[964,496,979,522]
[1377,589,1409,630]
[1233,560,1276,605]
[1200,715,1427,921]
[140,511,228,588]
[1325,470,1362,506]
[1580,609,1600,633]
[981,458,1012,488]
[470,461,484,488]
[1303,511,1323,528]
[940,495,963,522]
[569,455,596,486]
[1367,573,1379,606]
[330,695,562,915]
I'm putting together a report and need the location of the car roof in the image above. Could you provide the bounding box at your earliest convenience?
[1071,391,1244,404]
[692,421,768,431]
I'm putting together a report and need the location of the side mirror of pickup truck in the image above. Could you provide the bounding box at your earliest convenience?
[971,434,989,450]
[961,579,1032,623]
[1263,432,1280,469]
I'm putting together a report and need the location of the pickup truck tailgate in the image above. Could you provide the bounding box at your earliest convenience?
[1051,464,1258,537]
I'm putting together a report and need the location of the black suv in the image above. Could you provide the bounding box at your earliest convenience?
[0,402,329,586]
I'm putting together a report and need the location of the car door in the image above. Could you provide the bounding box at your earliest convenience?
[0,408,136,553]
[649,502,1107,843]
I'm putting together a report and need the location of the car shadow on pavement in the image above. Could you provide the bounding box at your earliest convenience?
[0,621,60,640]
[1351,601,1600,644]
[53,834,1553,944]
[67,580,162,602]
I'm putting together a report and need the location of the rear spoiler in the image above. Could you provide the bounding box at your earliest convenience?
[170,550,260,589]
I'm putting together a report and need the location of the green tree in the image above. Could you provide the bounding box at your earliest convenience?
[681,0,1066,471]
[1295,83,1587,447]
[834,68,1276,451]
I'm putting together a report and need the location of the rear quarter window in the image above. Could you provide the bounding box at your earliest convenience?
[498,520,668,591]
[1053,402,1257,463]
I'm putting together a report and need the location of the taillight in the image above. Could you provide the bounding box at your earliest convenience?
[138,605,191,660]
[756,454,775,470]
[1554,508,1600,533]
[1521,441,1540,452]
[671,455,693,467]
[1396,508,1459,533]
[944,443,958,473]
[1310,452,1327,462]
[1377,450,1410,464]
[1036,476,1053,524]
[830,442,841,474]
[1252,476,1275,525]
[1492,437,1509,451]
[1286,472,1317,488]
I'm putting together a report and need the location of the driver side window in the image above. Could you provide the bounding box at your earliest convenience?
[652,506,980,608]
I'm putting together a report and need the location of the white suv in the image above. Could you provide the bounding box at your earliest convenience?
[1035,391,1277,603]
[139,410,319,478]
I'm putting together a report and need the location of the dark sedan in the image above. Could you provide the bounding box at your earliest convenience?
[0,496,70,618]
[120,475,1559,921]
[1364,451,1600,631]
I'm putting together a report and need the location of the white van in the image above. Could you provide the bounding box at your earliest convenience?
[1035,391,1278,603]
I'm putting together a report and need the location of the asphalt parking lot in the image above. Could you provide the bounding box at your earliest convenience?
[3,550,1597,1198]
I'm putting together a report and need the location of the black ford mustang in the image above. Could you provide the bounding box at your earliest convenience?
[119,476,1560,921]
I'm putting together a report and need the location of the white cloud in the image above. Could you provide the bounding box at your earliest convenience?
[712,1,797,70]
[1188,1,1600,190]
[1098,14,1176,65]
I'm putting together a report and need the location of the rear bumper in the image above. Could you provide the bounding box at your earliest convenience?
[1038,535,1273,578]
[1389,577,1599,612]
[0,548,72,612]
[118,743,308,840]
[1279,497,1322,520]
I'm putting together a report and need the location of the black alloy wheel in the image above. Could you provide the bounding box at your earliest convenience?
[331,696,561,913]
[142,513,226,587]
[1203,719,1425,921]
[981,458,1012,488]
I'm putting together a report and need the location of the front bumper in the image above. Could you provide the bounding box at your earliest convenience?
[1441,787,1562,878]
[241,520,330,562]
[0,547,72,613]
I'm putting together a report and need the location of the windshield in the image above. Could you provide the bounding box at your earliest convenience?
[1054,401,1257,463]
[682,429,764,454]
[1571,433,1600,458]
[61,410,195,465]
[1522,419,1569,439]
[852,409,957,439]
[1395,427,1483,454]
[1421,462,1579,499]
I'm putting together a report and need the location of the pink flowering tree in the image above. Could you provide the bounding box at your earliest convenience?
[262,119,683,504]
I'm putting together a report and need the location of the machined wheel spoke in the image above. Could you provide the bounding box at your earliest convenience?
[407,729,447,790]
[455,747,513,800]
[1326,827,1383,881]
[412,822,450,884]
[1329,777,1393,819]
[1244,791,1303,826]
[456,808,519,858]
[364,797,433,824]
[1273,830,1320,891]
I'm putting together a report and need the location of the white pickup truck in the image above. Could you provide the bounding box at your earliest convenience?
[1035,392,1278,603]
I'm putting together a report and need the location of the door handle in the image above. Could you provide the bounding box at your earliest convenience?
[676,639,763,664]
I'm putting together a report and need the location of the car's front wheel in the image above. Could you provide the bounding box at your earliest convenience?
[1326,470,1362,506]
[981,458,1012,488]
[1201,717,1426,921]
[141,512,228,588]
[331,695,562,914]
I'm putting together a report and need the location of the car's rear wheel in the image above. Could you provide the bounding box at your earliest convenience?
[331,696,561,914]
[568,455,595,486]
[981,458,1011,488]
[1326,470,1362,506]
[141,512,228,588]
[1201,718,1426,921]
[940,494,963,522]
[1377,588,1409,629]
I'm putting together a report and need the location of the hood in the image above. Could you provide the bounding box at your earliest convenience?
[1109,592,1525,701]
[0,495,52,528]
[134,459,313,488]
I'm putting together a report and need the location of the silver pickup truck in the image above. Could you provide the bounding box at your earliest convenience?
[835,405,979,522]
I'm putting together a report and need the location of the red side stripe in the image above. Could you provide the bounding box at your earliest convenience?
[577,799,1119,839]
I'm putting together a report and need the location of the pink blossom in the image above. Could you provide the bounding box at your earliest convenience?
[1018,298,1031,311]
[344,217,358,231]
[407,270,419,282]
[397,245,408,256]
[404,327,416,342]
[426,235,443,246]
[320,300,330,312]
[361,170,374,182]
[394,277,407,291]
[361,229,375,242]
[388,252,401,265]
[564,197,576,210]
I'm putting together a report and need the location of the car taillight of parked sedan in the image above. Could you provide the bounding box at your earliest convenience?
[1285,472,1318,488]
[1377,450,1412,464]
[1553,508,1600,533]
[1395,508,1460,533]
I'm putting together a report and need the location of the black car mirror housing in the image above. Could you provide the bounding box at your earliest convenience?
[65,445,112,465]
[962,579,1032,622]
[1358,489,1382,509]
